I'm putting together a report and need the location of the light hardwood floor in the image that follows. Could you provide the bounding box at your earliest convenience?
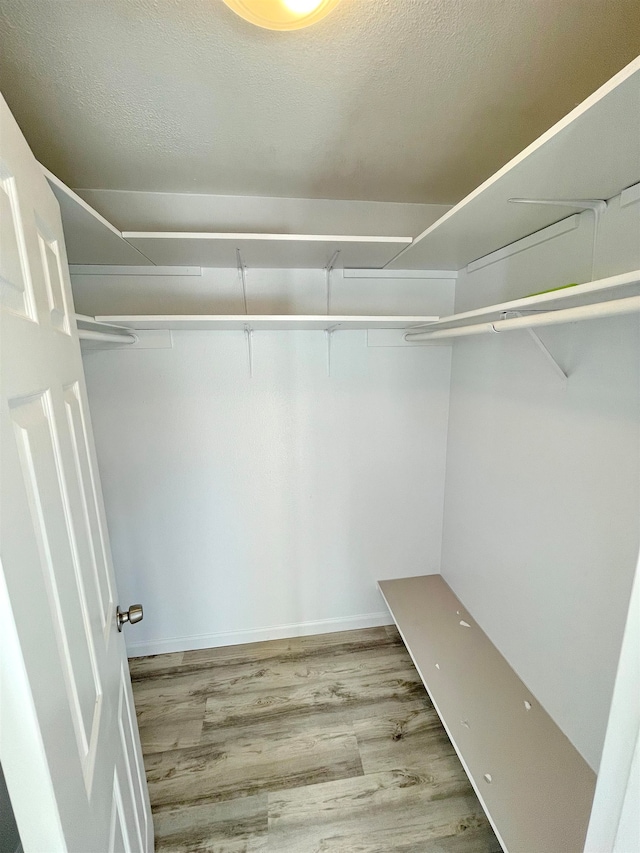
[129,626,501,853]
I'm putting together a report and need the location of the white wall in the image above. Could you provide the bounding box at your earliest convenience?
[440,191,640,771]
[74,189,450,238]
[78,270,454,655]
[71,265,455,318]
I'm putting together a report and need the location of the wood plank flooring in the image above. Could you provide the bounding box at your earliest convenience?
[129,626,501,853]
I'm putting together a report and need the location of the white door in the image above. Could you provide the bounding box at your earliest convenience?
[0,95,153,851]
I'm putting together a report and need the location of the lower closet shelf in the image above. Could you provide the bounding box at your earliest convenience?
[378,575,596,853]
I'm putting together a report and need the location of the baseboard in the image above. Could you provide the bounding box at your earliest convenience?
[126,611,394,657]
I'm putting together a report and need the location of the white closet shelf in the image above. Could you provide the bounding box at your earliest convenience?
[94,315,439,331]
[385,57,640,270]
[43,165,415,268]
[120,232,412,269]
[43,167,153,267]
[405,269,640,337]
[379,575,596,853]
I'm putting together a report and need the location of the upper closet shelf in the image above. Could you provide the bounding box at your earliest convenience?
[385,57,640,271]
[120,232,411,269]
[94,315,438,331]
[43,165,413,269]
[43,167,153,266]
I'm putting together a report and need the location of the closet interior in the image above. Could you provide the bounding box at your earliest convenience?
[54,58,639,852]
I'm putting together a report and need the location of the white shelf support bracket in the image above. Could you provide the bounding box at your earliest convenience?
[244,324,253,378]
[325,250,340,314]
[526,327,568,383]
[499,311,568,383]
[325,323,341,377]
[237,249,249,314]
[508,198,607,281]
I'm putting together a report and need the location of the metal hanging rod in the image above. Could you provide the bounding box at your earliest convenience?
[78,329,137,345]
[405,296,640,342]
[406,270,640,333]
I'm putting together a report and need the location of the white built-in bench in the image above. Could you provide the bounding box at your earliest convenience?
[378,575,596,853]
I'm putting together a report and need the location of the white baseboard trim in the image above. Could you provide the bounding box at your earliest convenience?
[126,611,394,657]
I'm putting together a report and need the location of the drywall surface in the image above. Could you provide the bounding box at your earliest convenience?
[440,193,640,772]
[81,271,453,654]
[74,190,449,239]
[71,266,456,318]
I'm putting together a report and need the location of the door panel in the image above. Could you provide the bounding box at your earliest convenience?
[63,381,114,634]
[0,161,37,321]
[9,389,103,786]
[110,772,132,853]
[0,94,153,851]
[118,669,149,852]
[35,216,71,333]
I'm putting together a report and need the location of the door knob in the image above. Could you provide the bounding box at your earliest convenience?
[116,604,143,632]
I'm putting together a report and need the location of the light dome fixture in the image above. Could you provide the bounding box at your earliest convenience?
[222,0,341,31]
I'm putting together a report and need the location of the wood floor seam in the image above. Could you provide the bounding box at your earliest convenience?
[130,626,500,852]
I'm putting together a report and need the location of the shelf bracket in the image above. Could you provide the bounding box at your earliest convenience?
[237,249,249,314]
[244,323,253,378]
[499,311,567,382]
[325,323,341,377]
[508,198,607,281]
[325,250,340,314]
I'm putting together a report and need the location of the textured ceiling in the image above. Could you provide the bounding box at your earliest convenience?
[1,0,639,204]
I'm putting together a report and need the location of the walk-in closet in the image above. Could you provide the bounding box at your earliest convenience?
[1,3,638,851]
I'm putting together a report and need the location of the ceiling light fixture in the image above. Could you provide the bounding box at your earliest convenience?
[222,0,341,31]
